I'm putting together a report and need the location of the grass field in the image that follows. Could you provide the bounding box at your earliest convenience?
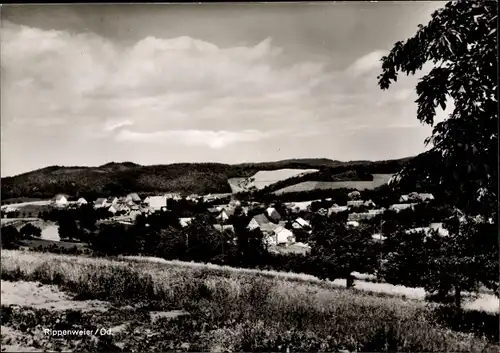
[274,174,394,194]
[229,169,318,193]
[1,250,498,352]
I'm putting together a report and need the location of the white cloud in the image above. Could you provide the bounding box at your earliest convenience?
[347,50,386,77]
[115,129,271,149]
[1,20,431,159]
[1,21,338,148]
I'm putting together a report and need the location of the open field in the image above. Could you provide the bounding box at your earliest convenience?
[274,173,394,194]
[229,169,318,193]
[1,200,51,209]
[1,250,498,352]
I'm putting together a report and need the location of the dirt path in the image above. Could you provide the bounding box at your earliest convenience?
[1,280,109,312]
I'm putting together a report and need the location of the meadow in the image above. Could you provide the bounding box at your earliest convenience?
[230,169,319,192]
[274,174,394,194]
[1,250,498,352]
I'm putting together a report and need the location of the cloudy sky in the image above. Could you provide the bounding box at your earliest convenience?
[1,2,452,177]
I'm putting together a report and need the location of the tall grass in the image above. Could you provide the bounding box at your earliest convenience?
[1,250,497,352]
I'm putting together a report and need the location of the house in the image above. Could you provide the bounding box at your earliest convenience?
[52,194,69,207]
[165,193,182,200]
[213,224,235,232]
[364,200,376,208]
[284,200,316,212]
[107,197,118,205]
[108,205,118,214]
[346,221,360,227]
[428,222,450,237]
[186,194,200,202]
[368,208,385,215]
[418,193,435,202]
[292,217,311,230]
[216,208,235,222]
[328,206,348,216]
[125,193,141,203]
[147,196,168,212]
[347,200,364,208]
[179,217,193,228]
[348,213,378,222]
[117,204,130,213]
[207,207,220,214]
[77,198,88,205]
[117,196,127,204]
[266,207,281,222]
[129,210,141,220]
[400,193,435,203]
[94,198,107,208]
[372,233,387,241]
[389,203,417,212]
[247,214,277,234]
[273,226,295,245]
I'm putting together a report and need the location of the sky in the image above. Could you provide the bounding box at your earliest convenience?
[1,2,453,177]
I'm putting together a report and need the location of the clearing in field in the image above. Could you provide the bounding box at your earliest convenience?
[274,173,394,194]
[229,168,318,193]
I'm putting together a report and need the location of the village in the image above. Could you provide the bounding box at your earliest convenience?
[1,188,451,254]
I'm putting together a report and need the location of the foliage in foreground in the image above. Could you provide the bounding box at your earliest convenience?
[1,250,498,352]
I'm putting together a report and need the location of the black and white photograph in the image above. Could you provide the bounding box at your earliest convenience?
[0,1,498,352]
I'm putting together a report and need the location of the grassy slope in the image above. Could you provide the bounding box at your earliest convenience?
[1,250,497,352]
[274,173,394,194]
[1,158,411,200]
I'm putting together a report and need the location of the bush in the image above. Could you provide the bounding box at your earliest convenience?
[1,225,21,249]
[20,223,42,238]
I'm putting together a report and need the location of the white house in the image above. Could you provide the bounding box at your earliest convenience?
[108,205,118,214]
[147,196,168,212]
[346,221,360,227]
[165,193,182,200]
[292,217,310,230]
[266,207,282,222]
[126,193,141,203]
[213,224,235,232]
[328,206,348,216]
[429,222,450,237]
[372,233,387,241]
[347,200,365,207]
[368,208,385,215]
[94,198,107,208]
[273,226,295,245]
[77,198,88,205]
[52,194,69,207]
[348,213,379,222]
[107,197,118,205]
[418,193,435,202]
[179,217,193,228]
[216,208,234,222]
[389,203,417,212]
[400,193,434,203]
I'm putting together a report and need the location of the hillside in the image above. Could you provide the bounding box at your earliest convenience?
[273,174,394,194]
[1,157,412,200]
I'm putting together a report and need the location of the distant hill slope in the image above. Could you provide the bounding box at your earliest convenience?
[1,157,412,200]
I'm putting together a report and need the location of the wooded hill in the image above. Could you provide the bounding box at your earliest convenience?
[1,157,412,201]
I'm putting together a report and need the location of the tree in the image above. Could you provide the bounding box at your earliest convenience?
[20,223,42,238]
[378,0,498,217]
[1,225,21,249]
[309,220,377,288]
[378,0,498,308]
[58,216,79,241]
